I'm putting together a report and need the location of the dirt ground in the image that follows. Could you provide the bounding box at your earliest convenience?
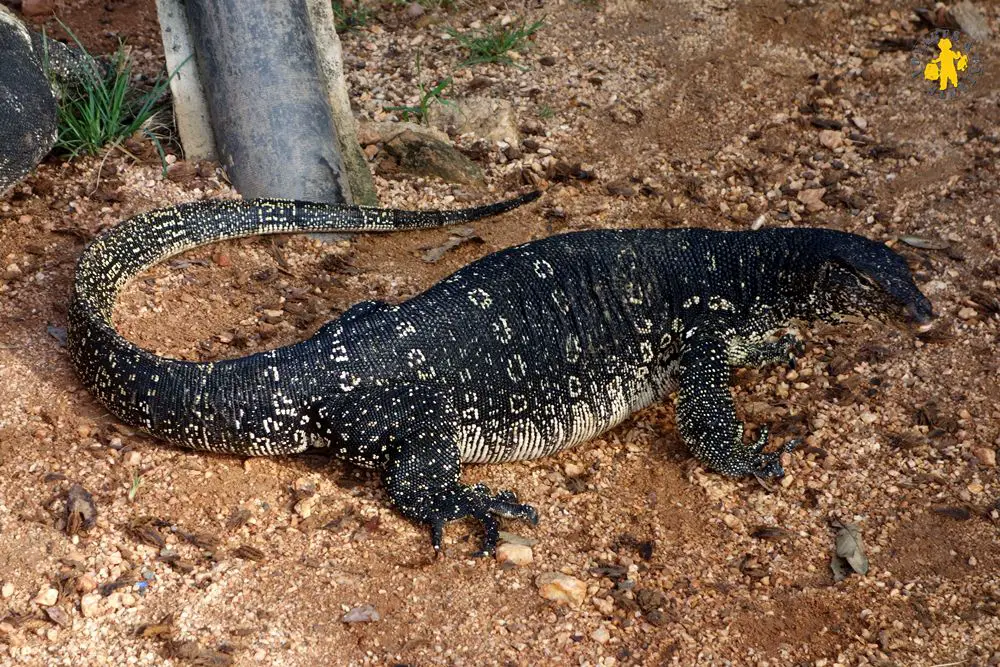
[2,0,1000,665]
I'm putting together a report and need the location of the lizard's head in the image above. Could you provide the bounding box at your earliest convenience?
[808,232,934,327]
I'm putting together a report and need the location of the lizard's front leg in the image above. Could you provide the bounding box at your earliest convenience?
[382,427,538,557]
[674,327,798,477]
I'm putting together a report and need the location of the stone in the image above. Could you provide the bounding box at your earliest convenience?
[166,161,198,183]
[20,0,54,17]
[1,582,13,598]
[819,130,843,149]
[496,543,533,567]
[428,97,521,147]
[294,494,319,519]
[951,0,991,41]
[33,587,58,607]
[958,307,978,320]
[357,120,449,146]
[381,128,485,185]
[80,593,102,618]
[797,188,827,213]
[972,447,996,467]
[404,2,424,20]
[342,604,380,623]
[536,572,587,607]
[75,573,98,594]
[591,626,610,644]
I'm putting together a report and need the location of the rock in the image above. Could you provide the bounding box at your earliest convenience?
[44,606,70,627]
[20,0,54,17]
[404,2,424,20]
[1,582,12,598]
[123,451,142,467]
[496,543,533,567]
[294,494,319,519]
[357,120,449,147]
[972,447,996,467]
[33,587,58,607]
[564,462,584,477]
[958,307,978,320]
[497,530,538,547]
[428,97,520,147]
[951,0,991,41]
[342,604,380,623]
[859,411,878,425]
[381,128,485,185]
[636,588,668,614]
[797,187,827,213]
[851,116,868,131]
[166,161,198,183]
[539,55,557,67]
[80,593,102,618]
[76,573,98,594]
[536,572,587,607]
[819,130,843,149]
[591,626,610,644]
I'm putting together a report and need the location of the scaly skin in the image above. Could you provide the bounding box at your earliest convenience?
[69,197,933,555]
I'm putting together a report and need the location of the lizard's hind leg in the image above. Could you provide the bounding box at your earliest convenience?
[383,429,538,557]
[309,387,538,555]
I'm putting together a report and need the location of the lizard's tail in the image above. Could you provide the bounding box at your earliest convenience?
[70,191,540,323]
[65,191,539,452]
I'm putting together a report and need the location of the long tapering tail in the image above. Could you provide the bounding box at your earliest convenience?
[66,191,540,453]
[71,191,540,322]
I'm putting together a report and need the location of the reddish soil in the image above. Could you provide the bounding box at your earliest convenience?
[1,0,999,665]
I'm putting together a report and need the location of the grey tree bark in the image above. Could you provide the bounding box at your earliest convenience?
[157,0,376,204]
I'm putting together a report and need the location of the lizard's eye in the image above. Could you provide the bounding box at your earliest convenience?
[851,270,880,290]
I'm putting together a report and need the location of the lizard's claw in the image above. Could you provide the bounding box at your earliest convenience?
[753,434,800,478]
[779,333,805,369]
[423,484,538,557]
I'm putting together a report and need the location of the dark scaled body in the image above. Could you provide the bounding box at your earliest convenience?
[69,194,932,555]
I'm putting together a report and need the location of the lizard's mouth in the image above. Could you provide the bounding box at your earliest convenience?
[904,299,935,327]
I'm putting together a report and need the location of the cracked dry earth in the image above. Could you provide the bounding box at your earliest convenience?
[2,0,1000,665]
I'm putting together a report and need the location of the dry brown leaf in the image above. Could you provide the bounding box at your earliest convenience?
[831,521,869,581]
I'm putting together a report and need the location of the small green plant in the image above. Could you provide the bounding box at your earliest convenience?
[128,472,143,502]
[447,18,544,68]
[332,1,374,32]
[48,31,178,162]
[537,104,555,119]
[383,53,455,123]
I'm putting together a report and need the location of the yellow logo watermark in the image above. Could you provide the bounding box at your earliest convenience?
[924,37,968,91]
[913,30,982,97]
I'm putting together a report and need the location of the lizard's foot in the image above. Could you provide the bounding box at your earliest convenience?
[749,426,800,478]
[425,484,538,557]
[778,333,805,369]
[761,333,805,369]
[737,333,805,370]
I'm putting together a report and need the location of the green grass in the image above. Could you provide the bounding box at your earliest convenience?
[390,0,455,10]
[47,34,178,161]
[383,53,455,123]
[332,1,375,32]
[447,18,544,68]
[537,104,555,119]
